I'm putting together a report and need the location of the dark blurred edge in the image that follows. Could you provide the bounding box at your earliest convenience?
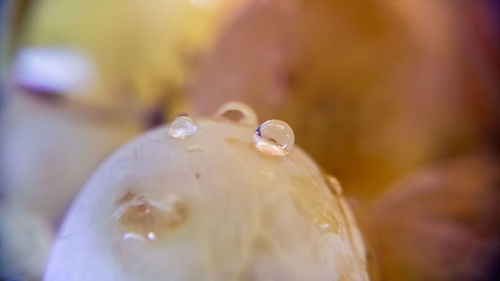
[1,0,33,102]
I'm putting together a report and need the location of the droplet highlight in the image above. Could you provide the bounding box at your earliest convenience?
[113,192,188,242]
[185,144,203,152]
[169,116,198,139]
[253,119,294,156]
[214,101,258,126]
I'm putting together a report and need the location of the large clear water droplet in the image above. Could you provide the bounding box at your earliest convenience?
[214,101,258,126]
[253,119,294,156]
[113,192,188,243]
[169,116,198,139]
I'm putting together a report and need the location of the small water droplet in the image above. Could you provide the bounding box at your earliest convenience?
[253,119,294,156]
[113,193,188,242]
[214,101,258,126]
[169,116,198,139]
[185,144,203,152]
[290,176,341,234]
[315,211,340,233]
[324,174,343,195]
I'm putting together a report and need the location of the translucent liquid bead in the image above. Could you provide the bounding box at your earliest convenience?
[169,116,198,139]
[214,101,258,126]
[113,193,187,243]
[253,119,295,156]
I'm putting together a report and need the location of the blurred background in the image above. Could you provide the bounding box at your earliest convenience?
[1,0,499,280]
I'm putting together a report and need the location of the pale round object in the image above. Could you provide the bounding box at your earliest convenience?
[45,118,369,281]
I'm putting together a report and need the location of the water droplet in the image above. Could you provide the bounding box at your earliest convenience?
[113,193,188,242]
[290,176,341,234]
[169,116,198,139]
[185,144,203,152]
[315,211,340,233]
[214,101,258,126]
[324,174,343,195]
[253,119,294,156]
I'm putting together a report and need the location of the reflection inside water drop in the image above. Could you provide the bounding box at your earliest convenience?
[169,116,198,139]
[253,119,294,156]
[214,101,258,126]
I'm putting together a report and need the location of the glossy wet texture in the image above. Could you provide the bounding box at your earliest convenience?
[45,116,369,281]
[113,192,188,243]
[169,116,198,139]
[253,119,294,156]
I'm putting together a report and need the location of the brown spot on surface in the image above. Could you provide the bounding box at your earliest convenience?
[195,173,201,179]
